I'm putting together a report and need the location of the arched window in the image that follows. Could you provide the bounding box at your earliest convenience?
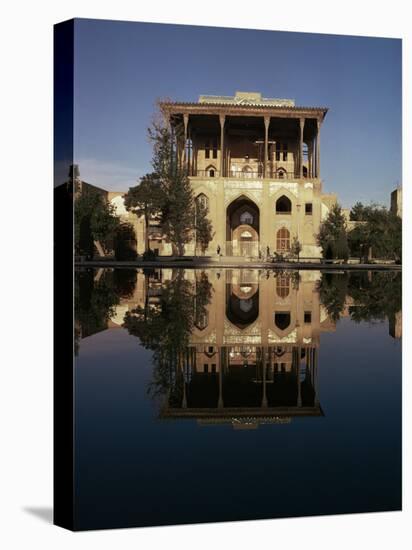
[276,195,292,214]
[196,193,209,211]
[276,227,290,252]
[240,211,253,225]
[274,312,291,330]
[277,168,286,179]
[303,166,308,178]
[195,310,208,330]
[205,165,216,178]
[276,274,290,298]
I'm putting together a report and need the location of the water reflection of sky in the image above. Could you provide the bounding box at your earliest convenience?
[74,270,401,530]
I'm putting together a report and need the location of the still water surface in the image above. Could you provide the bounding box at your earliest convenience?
[74,268,401,530]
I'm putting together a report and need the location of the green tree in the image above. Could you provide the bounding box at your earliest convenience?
[145,106,212,256]
[75,189,120,257]
[124,173,164,254]
[161,172,195,256]
[349,201,366,221]
[114,222,137,260]
[291,237,302,261]
[317,204,348,260]
[347,204,401,262]
[317,272,348,322]
[195,199,214,255]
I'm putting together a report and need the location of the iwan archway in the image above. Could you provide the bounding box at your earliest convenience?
[226,196,260,257]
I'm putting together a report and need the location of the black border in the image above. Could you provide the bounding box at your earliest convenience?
[53,18,75,531]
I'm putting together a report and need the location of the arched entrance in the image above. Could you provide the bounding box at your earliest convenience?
[226,283,259,329]
[226,196,260,257]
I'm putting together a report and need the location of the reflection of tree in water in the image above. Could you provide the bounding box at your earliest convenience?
[75,269,137,354]
[317,272,348,322]
[347,271,401,323]
[318,271,401,323]
[124,270,212,398]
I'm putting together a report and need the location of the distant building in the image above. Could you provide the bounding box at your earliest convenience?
[390,186,402,218]
[71,165,145,256]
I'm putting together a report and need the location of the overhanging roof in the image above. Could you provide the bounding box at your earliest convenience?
[160,101,328,120]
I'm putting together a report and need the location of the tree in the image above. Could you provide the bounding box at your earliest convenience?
[317,204,348,260]
[161,171,195,256]
[317,272,348,322]
[350,201,366,221]
[145,105,212,256]
[124,173,164,254]
[347,204,401,262]
[75,189,120,257]
[291,237,302,261]
[114,222,137,260]
[195,199,214,255]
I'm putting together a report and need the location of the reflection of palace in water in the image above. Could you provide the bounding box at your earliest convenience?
[110,268,337,428]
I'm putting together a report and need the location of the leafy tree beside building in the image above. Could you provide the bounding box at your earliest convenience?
[317,204,349,260]
[124,173,164,254]
[347,202,401,262]
[124,107,213,257]
[291,237,302,261]
[74,188,120,258]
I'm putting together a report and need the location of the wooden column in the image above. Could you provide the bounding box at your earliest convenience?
[296,347,302,407]
[308,141,313,178]
[299,117,305,178]
[183,113,189,173]
[262,347,268,408]
[316,119,321,179]
[314,348,319,405]
[218,346,224,408]
[263,116,270,178]
[219,114,226,177]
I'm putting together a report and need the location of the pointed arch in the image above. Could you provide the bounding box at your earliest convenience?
[276,195,292,214]
[196,192,209,210]
[274,312,291,330]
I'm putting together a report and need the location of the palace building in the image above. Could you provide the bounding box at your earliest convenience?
[152,91,337,258]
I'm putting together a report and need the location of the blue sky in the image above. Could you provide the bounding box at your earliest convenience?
[73,19,401,208]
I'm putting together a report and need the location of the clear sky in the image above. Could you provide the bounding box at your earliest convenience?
[73,19,401,208]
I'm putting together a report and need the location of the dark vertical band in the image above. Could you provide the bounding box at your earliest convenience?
[53,18,75,531]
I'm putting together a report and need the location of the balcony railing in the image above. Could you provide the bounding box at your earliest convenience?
[192,169,302,180]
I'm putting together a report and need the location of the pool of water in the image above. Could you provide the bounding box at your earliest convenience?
[74,268,401,530]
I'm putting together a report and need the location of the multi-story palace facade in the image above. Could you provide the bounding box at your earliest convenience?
[153,91,336,258]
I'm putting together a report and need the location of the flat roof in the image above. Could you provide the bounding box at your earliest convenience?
[160,91,328,119]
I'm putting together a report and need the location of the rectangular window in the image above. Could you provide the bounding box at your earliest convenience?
[304,312,312,323]
[282,143,288,161]
[208,346,214,353]
[275,142,281,161]
[305,203,313,215]
[212,139,218,159]
[211,364,216,373]
[203,364,209,373]
[205,140,210,159]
